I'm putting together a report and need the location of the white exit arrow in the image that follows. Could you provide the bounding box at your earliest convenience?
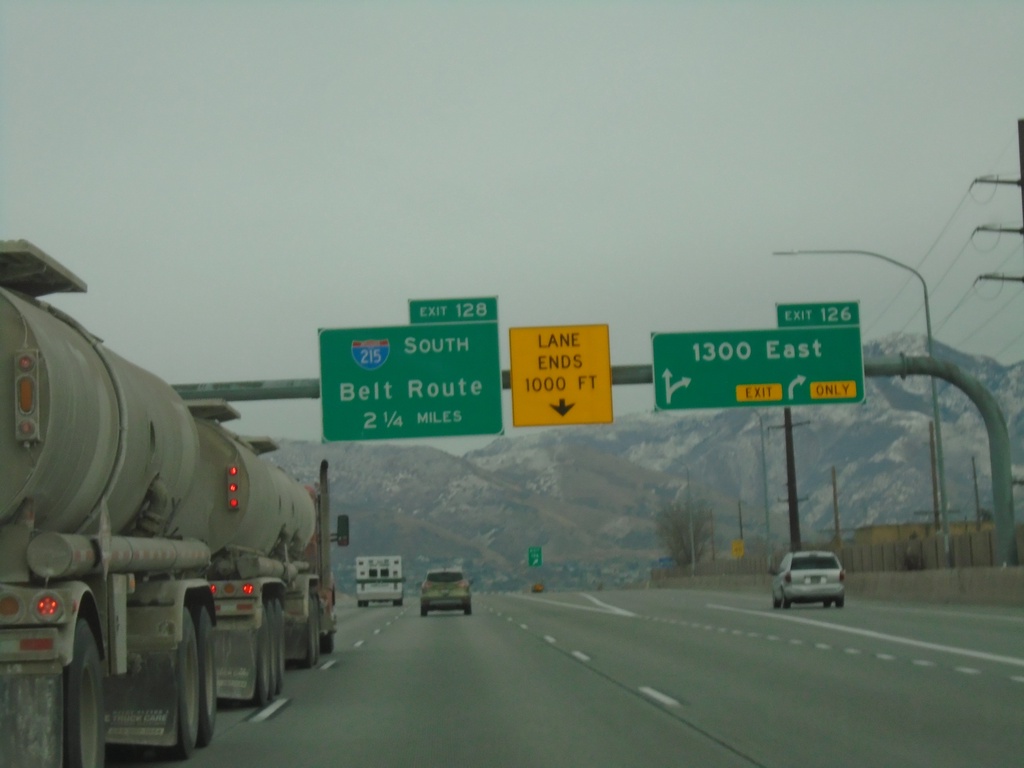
[661,369,692,403]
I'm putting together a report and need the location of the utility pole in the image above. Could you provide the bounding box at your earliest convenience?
[974,119,1024,283]
[737,499,744,540]
[929,421,941,532]
[831,466,841,549]
[972,456,982,532]
[784,408,802,551]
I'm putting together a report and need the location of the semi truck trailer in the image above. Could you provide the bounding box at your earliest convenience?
[0,240,336,768]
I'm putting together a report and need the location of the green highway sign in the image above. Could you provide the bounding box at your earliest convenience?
[319,321,503,441]
[409,297,498,324]
[528,546,543,567]
[777,301,859,328]
[651,326,864,411]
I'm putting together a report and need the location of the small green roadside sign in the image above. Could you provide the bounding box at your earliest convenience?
[651,326,864,411]
[319,321,503,441]
[528,546,542,567]
[409,297,498,324]
[777,301,860,327]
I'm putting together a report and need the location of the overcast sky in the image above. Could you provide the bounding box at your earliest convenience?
[2,1,1023,449]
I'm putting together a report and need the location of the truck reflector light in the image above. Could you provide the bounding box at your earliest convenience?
[13,350,40,442]
[242,583,255,595]
[17,377,34,414]
[209,584,217,595]
[0,595,23,622]
[20,637,54,652]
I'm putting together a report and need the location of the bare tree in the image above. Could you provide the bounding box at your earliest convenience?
[656,499,714,569]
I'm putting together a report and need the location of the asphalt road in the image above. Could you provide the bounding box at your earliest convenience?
[112,589,1024,768]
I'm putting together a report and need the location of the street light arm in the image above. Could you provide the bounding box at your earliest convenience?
[770,249,932,355]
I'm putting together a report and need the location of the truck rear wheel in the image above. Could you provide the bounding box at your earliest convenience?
[269,599,284,696]
[253,609,273,707]
[64,619,104,768]
[319,631,335,655]
[302,596,320,669]
[195,607,217,748]
[168,609,200,760]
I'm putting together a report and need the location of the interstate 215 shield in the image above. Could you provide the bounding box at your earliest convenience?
[351,339,389,370]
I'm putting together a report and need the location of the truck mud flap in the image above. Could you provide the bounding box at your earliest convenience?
[104,649,179,747]
[213,626,256,700]
[0,668,62,768]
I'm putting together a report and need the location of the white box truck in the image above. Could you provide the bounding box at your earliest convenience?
[355,555,403,607]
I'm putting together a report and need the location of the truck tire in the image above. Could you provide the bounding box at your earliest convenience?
[168,609,200,760]
[319,630,335,655]
[270,599,284,696]
[253,609,273,707]
[64,619,104,768]
[195,607,217,748]
[302,596,320,669]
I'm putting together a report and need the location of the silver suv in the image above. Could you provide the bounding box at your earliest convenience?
[771,551,845,609]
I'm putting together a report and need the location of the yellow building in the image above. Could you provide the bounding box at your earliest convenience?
[854,520,993,546]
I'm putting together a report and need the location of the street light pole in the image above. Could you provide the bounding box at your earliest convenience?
[686,465,695,576]
[772,249,950,562]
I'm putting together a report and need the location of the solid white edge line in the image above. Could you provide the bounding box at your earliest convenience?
[639,686,679,707]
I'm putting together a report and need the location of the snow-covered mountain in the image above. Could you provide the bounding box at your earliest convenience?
[268,333,1024,590]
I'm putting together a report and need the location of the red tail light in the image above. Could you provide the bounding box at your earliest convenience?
[783,572,792,583]
[227,465,241,511]
[210,584,218,595]
[34,593,64,622]
[242,583,255,595]
[839,570,845,582]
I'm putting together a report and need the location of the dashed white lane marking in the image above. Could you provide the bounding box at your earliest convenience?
[710,603,1024,668]
[844,648,862,655]
[353,640,364,648]
[572,651,591,662]
[639,686,680,707]
[520,624,528,630]
[250,698,289,722]
[319,659,338,670]
[373,629,381,635]
[876,654,896,661]
[913,660,937,667]
[544,635,557,644]
[955,667,981,675]
[1011,676,1024,684]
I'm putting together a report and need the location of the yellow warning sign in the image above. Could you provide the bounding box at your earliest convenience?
[509,325,613,427]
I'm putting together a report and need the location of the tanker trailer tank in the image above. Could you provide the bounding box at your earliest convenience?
[0,274,200,538]
[0,240,217,767]
[176,406,324,704]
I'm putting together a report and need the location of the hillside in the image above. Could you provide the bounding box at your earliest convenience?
[267,333,1024,590]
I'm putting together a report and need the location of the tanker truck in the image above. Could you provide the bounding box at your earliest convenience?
[0,240,336,768]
